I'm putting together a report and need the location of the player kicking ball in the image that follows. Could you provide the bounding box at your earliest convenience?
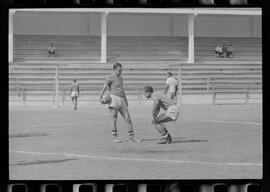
[143,85,180,144]
[99,62,141,143]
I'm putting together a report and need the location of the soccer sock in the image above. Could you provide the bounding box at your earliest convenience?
[128,130,134,138]
[112,131,117,138]
[160,129,168,137]
[161,133,169,139]
[159,123,168,137]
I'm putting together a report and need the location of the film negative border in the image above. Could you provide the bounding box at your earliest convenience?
[6,0,263,8]
[6,182,263,192]
[1,0,269,191]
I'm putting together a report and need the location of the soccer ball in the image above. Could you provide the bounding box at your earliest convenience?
[101,95,112,105]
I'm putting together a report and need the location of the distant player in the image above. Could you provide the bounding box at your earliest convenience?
[99,62,141,143]
[143,85,180,144]
[70,79,80,110]
[165,72,178,100]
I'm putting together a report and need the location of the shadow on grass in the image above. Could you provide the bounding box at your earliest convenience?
[9,132,51,138]
[172,138,208,144]
[141,137,208,144]
[10,158,77,166]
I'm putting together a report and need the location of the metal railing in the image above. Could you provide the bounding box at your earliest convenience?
[52,63,69,108]
[9,62,25,105]
[177,63,262,104]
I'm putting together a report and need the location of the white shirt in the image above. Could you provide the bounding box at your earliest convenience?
[166,77,178,93]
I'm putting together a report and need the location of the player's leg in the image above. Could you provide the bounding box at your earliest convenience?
[119,108,141,142]
[153,113,174,144]
[159,105,180,144]
[71,96,74,106]
[74,97,77,110]
[109,107,120,143]
[154,113,174,124]
[153,113,172,135]
[119,108,133,135]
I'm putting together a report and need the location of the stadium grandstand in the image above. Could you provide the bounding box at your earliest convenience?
[8,7,262,106]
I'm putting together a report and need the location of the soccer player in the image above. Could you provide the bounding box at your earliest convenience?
[143,85,180,144]
[165,72,178,100]
[99,62,141,143]
[70,79,80,110]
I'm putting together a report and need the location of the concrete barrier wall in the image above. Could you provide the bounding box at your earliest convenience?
[13,12,261,37]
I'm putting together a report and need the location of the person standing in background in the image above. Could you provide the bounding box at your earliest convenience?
[165,72,178,100]
[70,79,80,110]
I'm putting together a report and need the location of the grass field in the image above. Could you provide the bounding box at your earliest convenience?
[9,101,262,180]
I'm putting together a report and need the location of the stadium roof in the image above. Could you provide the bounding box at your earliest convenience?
[12,8,261,16]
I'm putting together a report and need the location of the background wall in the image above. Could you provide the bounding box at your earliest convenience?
[13,12,261,37]
[195,15,256,37]
[14,12,89,35]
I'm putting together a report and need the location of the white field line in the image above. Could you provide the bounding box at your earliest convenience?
[9,118,262,129]
[10,150,262,167]
[9,122,86,128]
[197,119,262,126]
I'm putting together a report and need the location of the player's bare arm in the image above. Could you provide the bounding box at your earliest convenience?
[123,93,128,107]
[175,85,178,97]
[165,84,169,95]
[152,100,160,123]
[99,84,108,102]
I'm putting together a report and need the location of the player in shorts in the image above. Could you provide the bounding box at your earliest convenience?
[99,62,141,143]
[165,72,178,100]
[143,85,180,144]
[70,79,80,110]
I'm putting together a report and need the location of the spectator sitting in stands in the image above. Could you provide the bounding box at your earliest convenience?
[223,44,234,58]
[48,43,56,57]
[215,45,224,58]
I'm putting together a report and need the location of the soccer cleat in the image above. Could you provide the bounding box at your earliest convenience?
[158,134,172,144]
[112,137,121,143]
[127,137,142,143]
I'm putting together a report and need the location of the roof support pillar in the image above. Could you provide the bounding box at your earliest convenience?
[101,12,108,63]
[9,10,15,64]
[187,13,196,64]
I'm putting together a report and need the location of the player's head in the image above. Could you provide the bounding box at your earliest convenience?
[167,72,172,78]
[73,79,76,83]
[113,62,122,76]
[143,85,154,99]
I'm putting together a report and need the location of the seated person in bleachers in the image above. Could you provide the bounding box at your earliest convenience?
[223,44,234,58]
[215,45,224,58]
[48,43,56,57]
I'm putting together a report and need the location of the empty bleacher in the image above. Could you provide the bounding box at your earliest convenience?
[9,35,262,103]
